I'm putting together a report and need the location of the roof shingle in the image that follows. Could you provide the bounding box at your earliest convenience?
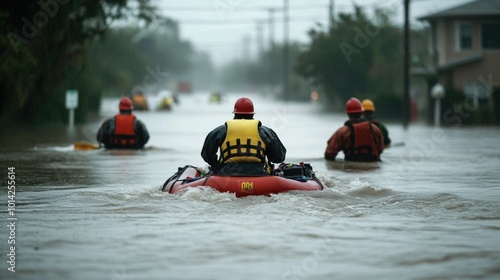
[419,0,500,21]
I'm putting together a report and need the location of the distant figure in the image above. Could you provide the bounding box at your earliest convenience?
[172,93,180,104]
[130,92,149,111]
[362,99,391,147]
[325,97,384,161]
[157,96,173,111]
[97,97,150,149]
[201,97,286,175]
[210,91,222,103]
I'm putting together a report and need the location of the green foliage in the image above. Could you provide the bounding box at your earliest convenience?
[0,12,37,125]
[370,91,404,120]
[87,28,150,96]
[441,87,496,126]
[219,60,252,89]
[86,22,215,97]
[218,42,311,100]
[295,6,376,106]
[134,22,193,76]
[494,88,500,125]
[0,0,158,126]
[189,51,217,91]
[294,5,427,118]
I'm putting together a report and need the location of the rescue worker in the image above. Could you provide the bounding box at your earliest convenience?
[324,97,384,161]
[201,97,286,175]
[97,97,150,149]
[362,99,391,147]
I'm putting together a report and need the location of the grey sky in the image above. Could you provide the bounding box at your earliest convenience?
[155,0,472,66]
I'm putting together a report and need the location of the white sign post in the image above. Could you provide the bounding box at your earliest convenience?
[65,90,79,130]
[431,84,445,127]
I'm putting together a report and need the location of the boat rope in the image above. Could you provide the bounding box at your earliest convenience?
[201,169,213,186]
[309,171,325,190]
[161,165,197,193]
[278,162,325,190]
[302,164,324,190]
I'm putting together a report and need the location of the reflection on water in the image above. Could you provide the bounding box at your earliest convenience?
[325,160,381,173]
[1,92,499,280]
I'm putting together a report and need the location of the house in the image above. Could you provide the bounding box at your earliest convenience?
[416,0,500,125]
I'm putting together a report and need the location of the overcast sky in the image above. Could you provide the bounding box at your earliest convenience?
[154,0,473,66]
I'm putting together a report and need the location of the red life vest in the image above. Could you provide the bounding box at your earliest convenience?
[345,121,380,161]
[110,114,137,148]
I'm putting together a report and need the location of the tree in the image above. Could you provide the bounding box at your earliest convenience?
[217,42,311,101]
[87,22,196,97]
[295,6,405,112]
[0,0,158,126]
[87,21,218,96]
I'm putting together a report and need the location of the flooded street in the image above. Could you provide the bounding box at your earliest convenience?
[1,92,500,280]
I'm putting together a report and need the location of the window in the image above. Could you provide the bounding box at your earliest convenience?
[482,23,500,49]
[464,81,491,100]
[456,22,472,50]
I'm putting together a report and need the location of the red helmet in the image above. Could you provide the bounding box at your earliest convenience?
[232,97,255,114]
[345,97,363,113]
[119,97,133,110]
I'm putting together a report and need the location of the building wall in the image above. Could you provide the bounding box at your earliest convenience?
[432,18,500,90]
[438,19,482,64]
[452,53,500,90]
[421,6,500,124]
[435,21,446,66]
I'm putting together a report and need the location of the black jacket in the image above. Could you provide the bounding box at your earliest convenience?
[365,116,391,146]
[201,120,286,174]
[96,114,150,149]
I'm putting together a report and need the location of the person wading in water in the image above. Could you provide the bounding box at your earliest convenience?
[324,97,384,161]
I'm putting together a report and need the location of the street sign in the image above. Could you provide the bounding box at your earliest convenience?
[65,90,78,109]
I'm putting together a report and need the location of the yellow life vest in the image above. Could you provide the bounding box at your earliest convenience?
[219,119,266,164]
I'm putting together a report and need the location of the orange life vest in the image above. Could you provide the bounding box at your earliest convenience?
[110,114,137,148]
[345,121,380,161]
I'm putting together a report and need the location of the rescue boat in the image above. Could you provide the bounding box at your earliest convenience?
[162,163,324,198]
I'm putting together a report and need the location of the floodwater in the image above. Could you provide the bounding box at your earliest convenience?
[1,92,499,280]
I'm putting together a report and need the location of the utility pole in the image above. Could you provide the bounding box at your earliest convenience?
[268,8,275,49]
[242,35,250,60]
[403,0,410,128]
[256,21,263,59]
[283,0,289,99]
[268,8,275,89]
[329,0,334,29]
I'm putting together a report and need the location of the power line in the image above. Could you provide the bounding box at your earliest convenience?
[158,4,328,12]
[175,16,328,25]
[283,0,290,99]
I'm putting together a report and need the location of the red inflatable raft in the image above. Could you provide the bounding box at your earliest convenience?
[162,163,324,198]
